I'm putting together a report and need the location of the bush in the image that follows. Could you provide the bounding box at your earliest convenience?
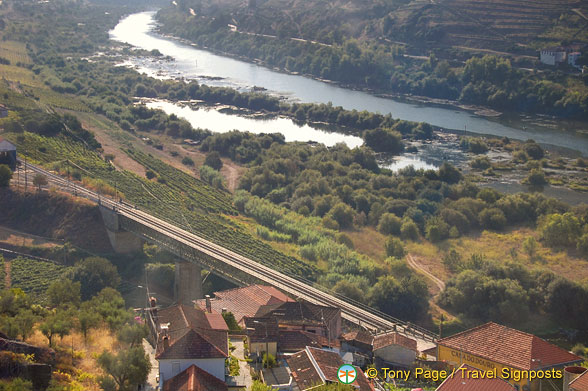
[425,217,450,242]
[0,165,12,187]
[539,213,581,247]
[377,213,402,235]
[471,156,491,169]
[479,208,507,230]
[524,169,547,186]
[327,203,354,229]
[400,219,420,241]
[523,142,544,160]
[181,156,194,166]
[204,151,223,170]
[385,237,406,258]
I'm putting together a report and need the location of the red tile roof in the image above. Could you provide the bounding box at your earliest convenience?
[373,332,417,352]
[570,369,588,391]
[244,317,280,343]
[205,312,228,331]
[436,364,515,391]
[438,322,582,371]
[279,330,329,352]
[162,364,228,391]
[286,347,374,391]
[195,285,294,323]
[155,304,228,360]
[341,329,373,346]
[255,300,340,327]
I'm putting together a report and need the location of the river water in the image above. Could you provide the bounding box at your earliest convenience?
[110,11,588,156]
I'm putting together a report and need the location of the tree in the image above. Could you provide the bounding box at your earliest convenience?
[363,128,403,153]
[400,219,420,241]
[369,275,429,321]
[181,156,194,166]
[377,213,402,235]
[332,280,364,303]
[46,279,81,308]
[385,237,406,258]
[204,151,223,170]
[0,165,12,187]
[327,202,354,229]
[97,346,151,391]
[525,169,547,186]
[478,208,507,230]
[116,324,148,348]
[438,162,462,184]
[77,306,101,343]
[14,309,37,341]
[221,312,240,332]
[40,310,73,347]
[522,237,538,261]
[32,174,48,191]
[68,257,121,301]
[539,213,581,247]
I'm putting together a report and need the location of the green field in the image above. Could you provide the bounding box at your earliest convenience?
[0,256,72,302]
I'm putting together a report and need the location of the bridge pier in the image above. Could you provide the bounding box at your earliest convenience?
[174,261,203,304]
[99,206,144,254]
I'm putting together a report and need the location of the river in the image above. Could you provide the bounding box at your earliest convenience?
[110,11,588,156]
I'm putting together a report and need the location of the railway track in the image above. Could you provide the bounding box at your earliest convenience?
[19,161,438,348]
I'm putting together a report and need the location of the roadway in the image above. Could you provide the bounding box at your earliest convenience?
[16,161,438,350]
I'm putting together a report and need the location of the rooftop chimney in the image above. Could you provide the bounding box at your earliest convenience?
[221,307,227,314]
[163,336,170,350]
[205,295,212,313]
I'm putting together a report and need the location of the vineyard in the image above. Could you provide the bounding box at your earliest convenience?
[7,132,318,279]
[0,41,32,65]
[0,256,72,303]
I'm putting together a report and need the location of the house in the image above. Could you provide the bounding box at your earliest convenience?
[340,329,418,367]
[162,364,228,391]
[540,47,567,66]
[569,368,588,391]
[435,364,515,391]
[0,104,7,118]
[244,317,280,358]
[0,138,16,171]
[437,322,583,391]
[372,332,418,368]
[286,347,374,391]
[195,285,294,326]
[569,52,582,69]
[154,304,229,385]
[278,330,333,354]
[255,300,342,340]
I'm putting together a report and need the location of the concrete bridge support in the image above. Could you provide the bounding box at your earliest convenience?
[174,261,203,304]
[99,206,144,254]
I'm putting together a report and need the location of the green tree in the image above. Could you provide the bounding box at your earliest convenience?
[363,128,403,153]
[385,237,406,258]
[46,279,81,308]
[32,173,48,190]
[204,151,223,170]
[539,213,581,247]
[97,346,151,391]
[116,324,148,348]
[221,312,241,331]
[400,219,420,241]
[40,310,73,347]
[77,305,101,343]
[522,237,538,261]
[438,162,462,184]
[327,202,354,229]
[377,213,402,235]
[14,309,37,341]
[0,165,12,187]
[478,208,507,230]
[68,257,121,301]
[369,275,429,321]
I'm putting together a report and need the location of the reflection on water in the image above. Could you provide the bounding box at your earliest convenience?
[110,11,588,155]
[145,100,364,148]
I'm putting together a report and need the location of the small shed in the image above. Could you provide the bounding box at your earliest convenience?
[0,138,16,170]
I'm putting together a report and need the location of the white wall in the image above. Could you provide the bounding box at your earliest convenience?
[158,358,226,382]
[374,345,416,367]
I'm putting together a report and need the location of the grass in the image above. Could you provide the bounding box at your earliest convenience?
[0,64,43,87]
[31,87,91,112]
[408,227,588,284]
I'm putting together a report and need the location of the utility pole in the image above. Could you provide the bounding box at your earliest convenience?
[24,155,27,191]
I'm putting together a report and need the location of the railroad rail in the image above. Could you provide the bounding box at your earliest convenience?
[17,161,438,347]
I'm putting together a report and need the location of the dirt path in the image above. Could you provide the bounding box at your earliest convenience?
[406,254,445,294]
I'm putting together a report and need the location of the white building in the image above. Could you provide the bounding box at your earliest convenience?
[540,47,567,66]
[154,304,229,386]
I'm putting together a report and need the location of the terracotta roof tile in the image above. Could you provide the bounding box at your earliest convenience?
[279,330,328,352]
[570,369,588,391]
[195,285,293,323]
[162,364,228,391]
[436,364,515,391]
[155,304,228,360]
[373,332,417,352]
[244,317,280,343]
[255,300,340,326]
[438,322,582,371]
[286,347,374,391]
[341,329,373,346]
[205,313,228,331]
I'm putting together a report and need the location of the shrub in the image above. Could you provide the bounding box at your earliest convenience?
[400,219,420,241]
[385,237,406,258]
[479,208,507,230]
[204,151,223,170]
[378,213,402,235]
[181,156,194,166]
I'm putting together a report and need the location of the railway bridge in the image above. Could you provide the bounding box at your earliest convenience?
[18,161,438,350]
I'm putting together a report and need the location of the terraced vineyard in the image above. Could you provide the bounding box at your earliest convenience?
[0,256,72,303]
[0,41,32,65]
[8,132,318,279]
[389,0,585,51]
